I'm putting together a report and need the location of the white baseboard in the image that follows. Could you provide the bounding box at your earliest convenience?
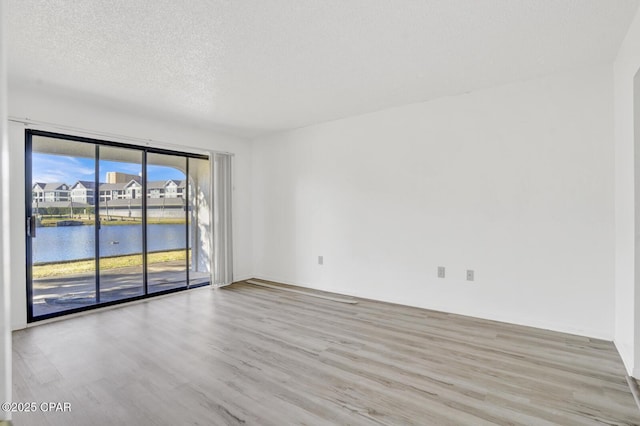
[614,340,634,377]
[11,323,27,332]
[250,275,613,341]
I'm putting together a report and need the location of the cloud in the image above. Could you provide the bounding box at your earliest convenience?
[31,154,185,184]
[32,154,94,184]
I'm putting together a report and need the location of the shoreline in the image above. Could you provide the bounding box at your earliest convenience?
[37,218,186,227]
[33,248,188,267]
[33,249,189,279]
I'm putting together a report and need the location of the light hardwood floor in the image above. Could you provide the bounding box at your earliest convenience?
[11,280,640,425]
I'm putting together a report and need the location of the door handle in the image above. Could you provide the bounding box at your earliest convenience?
[27,216,37,238]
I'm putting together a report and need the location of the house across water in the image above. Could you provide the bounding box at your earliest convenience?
[33,176,190,219]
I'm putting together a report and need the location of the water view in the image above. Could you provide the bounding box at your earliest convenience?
[33,224,187,263]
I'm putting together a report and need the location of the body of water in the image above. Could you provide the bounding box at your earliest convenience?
[33,224,187,263]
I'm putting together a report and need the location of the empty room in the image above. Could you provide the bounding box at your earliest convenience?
[3,0,640,424]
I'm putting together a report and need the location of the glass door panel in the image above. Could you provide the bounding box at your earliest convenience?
[30,135,97,317]
[146,153,188,293]
[188,158,212,286]
[98,146,144,302]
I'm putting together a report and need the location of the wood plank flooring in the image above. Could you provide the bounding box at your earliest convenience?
[11,280,640,425]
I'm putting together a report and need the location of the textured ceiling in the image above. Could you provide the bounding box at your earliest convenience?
[6,0,639,138]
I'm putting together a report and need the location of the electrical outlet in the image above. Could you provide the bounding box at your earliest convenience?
[318,255,323,265]
[437,266,445,278]
[466,270,474,281]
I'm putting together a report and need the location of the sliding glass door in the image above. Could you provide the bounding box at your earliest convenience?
[146,153,188,294]
[29,136,98,316]
[26,130,211,321]
[98,145,145,303]
[188,157,213,286]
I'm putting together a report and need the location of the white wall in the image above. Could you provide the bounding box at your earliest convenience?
[252,65,615,340]
[7,82,253,329]
[614,5,640,377]
[0,1,12,421]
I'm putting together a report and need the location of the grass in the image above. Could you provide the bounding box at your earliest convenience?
[33,249,187,279]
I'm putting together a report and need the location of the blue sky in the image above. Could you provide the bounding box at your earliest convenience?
[32,154,185,184]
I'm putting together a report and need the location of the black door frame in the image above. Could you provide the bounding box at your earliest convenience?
[25,129,210,322]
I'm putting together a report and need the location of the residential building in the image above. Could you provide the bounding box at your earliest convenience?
[148,179,186,198]
[70,180,96,204]
[106,171,139,184]
[147,180,166,198]
[31,179,188,204]
[32,182,70,202]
